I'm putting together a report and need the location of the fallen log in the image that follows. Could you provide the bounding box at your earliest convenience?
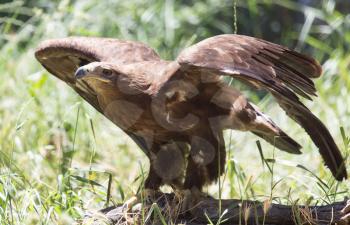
[84,192,350,225]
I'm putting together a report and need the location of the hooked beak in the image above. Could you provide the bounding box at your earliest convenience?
[75,67,87,79]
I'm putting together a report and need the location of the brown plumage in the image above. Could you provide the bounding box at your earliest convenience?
[35,34,347,191]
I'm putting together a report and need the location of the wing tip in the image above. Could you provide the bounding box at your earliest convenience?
[334,165,348,181]
[309,58,323,78]
[287,50,323,78]
[277,136,303,155]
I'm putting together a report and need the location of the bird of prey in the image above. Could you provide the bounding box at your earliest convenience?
[35,34,347,193]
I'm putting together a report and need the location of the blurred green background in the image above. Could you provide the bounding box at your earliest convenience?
[0,0,349,224]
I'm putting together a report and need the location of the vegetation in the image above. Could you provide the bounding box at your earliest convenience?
[0,0,349,224]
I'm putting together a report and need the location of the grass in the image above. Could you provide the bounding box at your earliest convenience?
[0,0,349,224]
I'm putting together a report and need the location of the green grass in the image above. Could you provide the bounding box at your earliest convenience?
[0,0,349,224]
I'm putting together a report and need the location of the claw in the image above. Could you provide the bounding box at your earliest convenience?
[122,195,138,211]
[100,189,157,224]
[173,187,211,213]
[118,189,158,213]
[174,189,192,212]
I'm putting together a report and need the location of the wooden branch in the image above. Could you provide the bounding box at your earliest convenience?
[84,193,350,225]
[190,197,349,225]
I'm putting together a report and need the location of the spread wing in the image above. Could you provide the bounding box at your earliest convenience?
[177,34,347,181]
[35,37,161,153]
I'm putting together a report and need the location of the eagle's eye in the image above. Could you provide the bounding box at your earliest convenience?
[102,69,112,76]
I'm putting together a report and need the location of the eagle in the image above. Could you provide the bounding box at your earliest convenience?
[35,34,347,195]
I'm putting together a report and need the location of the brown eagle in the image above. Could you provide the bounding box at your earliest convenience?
[35,34,347,193]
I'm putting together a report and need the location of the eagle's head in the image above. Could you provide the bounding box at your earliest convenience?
[75,62,119,83]
[75,61,150,95]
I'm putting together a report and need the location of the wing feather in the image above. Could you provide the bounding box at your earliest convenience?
[177,34,347,180]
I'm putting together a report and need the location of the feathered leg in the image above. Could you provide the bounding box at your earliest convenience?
[180,129,226,211]
[144,167,162,190]
[183,157,207,190]
[205,131,226,184]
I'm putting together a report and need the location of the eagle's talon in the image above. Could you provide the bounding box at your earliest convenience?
[122,195,138,212]
[173,189,192,212]
[120,189,158,212]
[173,188,210,213]
[139,188,158,205]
